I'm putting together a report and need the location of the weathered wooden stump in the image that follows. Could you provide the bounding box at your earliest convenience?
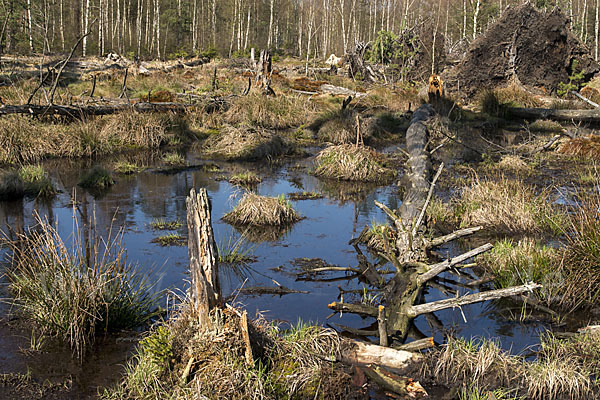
[186,188,221,327]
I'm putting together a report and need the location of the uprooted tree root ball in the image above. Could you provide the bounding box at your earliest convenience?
[223,193,302,226]
[203,125,294,161]
[313,144,396,183]
[103,305,362,400]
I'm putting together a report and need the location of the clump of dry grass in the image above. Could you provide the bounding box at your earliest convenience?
[0,112,192,164]
[454,176,560,234]
[558,135,600,160]
[317,116,356,144]
[425,334,599,400]
[104,306,357,400]
[223,193,302,226]
[204,125,292,161]
[497,155,530,174]
[313,144,396,183]
[224,93,317,129]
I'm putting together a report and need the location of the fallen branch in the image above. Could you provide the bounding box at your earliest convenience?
[339,338,423,371]
[407,283,541,317]
[425,226,483,248]
[417,243,493,284]
[363,365,428,397]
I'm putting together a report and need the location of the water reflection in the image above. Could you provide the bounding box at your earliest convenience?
[0,148,553,355]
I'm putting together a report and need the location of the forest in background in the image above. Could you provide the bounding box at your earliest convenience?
[1,0,600,63]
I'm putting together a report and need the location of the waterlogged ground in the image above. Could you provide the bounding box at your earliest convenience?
[0,147,551,395]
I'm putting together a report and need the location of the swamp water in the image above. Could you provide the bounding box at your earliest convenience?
[0,148,550,396]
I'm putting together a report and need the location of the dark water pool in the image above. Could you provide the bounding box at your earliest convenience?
[0,148,550,371]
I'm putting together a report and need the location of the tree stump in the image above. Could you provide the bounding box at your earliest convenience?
[186,188,221,327]
[255,49,275,96]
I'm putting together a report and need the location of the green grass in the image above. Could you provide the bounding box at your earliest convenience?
[18,165,57,197]
[114,161,145,175]
[79,166,115,189]
[151,233,186,246]
[161,152,186,166]
[4,214,163,359]
[479,238,558,305]
[228,171,262,187]
[217,231,256,265]
[149,219,184,230]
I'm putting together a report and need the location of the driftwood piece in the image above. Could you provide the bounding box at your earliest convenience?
[378,305,388,347]
[239,310,254,365]
[363,365,428,397]
[239,286,309,295]
[186,188,221,326]
[394,337,435,352]
[339,338,423,371]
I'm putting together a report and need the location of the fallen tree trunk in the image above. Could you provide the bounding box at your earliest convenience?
[508,107,600,122]
[339,338,423,372]
[0,101,204,118]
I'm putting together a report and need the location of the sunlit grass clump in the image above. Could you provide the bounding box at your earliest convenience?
[454,177,561,234]
[559,135,600,160]
[479,238,559,305]
[313,144,396,183]
[427,334,598,400]
[223,193,301,226]
[149,218,183,230]
[5,215,163,358]
[228,171,262,187]
[161,152,186,166]
[151,233,186,246]
[114,161,145,175]
[203,125,292,161]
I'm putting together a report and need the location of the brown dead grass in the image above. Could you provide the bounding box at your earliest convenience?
[0,112,190,164]
[559,135,600,160]
[223,193,302,226]
[313,144,396,183]
[455,176,559,234]
[203,125,292,161]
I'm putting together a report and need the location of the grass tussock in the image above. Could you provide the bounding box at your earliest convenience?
[0,165,56,200]
[204,125,293,161]
[224,93,317,129]
[478,238,559,305]
[559,191,600,311]
[103,308,357,400]
[161,152,186,166]
[496,155,531,174]
[223,193,301,227]
[426,334,599,400]
[79,166,115,189]
[149,219,183,230]
[454,176,560,234]
[313,144,396,183]
[114,161,145,174]
[0,112,193,165]
[151,233,186,246]
[229,171,262,187]
[559,135,600,160]
[4,214,162,359]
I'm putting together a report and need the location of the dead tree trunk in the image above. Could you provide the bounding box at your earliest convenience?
[186,188,221,327]
[329,105,542,344]
[255,49,275,96]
